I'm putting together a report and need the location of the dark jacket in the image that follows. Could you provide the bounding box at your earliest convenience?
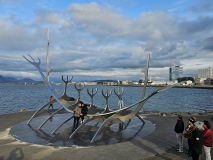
[174,119,184,133]
[81,105,88,116]
[191,129,204,154]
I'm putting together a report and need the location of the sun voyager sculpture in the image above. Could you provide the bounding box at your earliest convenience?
[23,29,174,143]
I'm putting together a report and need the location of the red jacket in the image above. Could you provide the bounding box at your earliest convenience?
[203,128,213,147]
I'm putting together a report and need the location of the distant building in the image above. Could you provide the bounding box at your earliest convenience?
[180,80,193,85]
[203,78,213,85]
[138,79,152,84]
[128,81,139,85]
[198,67,213,79]
[121,80,128,85]
[151,80,178,85]
[167,80,178,84]
[194,77,206,85]
[169,66,183,81]
[151,80,167,85]
[177,77,194,83]
[83,82,97,85]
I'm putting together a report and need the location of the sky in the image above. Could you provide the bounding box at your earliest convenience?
[0,0,213,82]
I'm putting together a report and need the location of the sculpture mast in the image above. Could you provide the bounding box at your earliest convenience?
[45,27,52,81]
[141,53,150,99]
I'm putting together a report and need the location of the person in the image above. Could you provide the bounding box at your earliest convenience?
[48,96,53,109]
[80,103,88,123]
[118,98,124,129]
[20,108,25,112]
[72,101,83,132]
[203,120,212,160]
[183,117,196,156]
[191,121,204,160]
[174,115,184,152]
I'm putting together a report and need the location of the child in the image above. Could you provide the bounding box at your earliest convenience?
[48,96,54,109]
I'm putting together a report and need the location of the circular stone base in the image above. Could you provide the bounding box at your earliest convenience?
[10,113,155,147]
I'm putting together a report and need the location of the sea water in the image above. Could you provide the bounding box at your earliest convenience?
[0,84,213,115]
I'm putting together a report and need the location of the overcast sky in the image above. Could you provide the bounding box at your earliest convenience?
[0,0,213,82]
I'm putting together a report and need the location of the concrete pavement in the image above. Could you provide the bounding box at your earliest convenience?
[0,111,212,160]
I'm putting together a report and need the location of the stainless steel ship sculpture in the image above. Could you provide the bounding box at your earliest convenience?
[23,29,174,143]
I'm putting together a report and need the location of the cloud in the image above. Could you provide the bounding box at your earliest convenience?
[178,16,213,36]
[190,0,213,13]
[0,16,46,51]
[68,3,177,42]
[0,1,213,82]
[197,36,213,51]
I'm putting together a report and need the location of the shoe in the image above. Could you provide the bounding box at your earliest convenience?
[176,148,179,151]
[177,150,183,153]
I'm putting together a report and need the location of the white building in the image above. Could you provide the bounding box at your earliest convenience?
[194,77,206,85]
[151,80,167,85]
[167,80,178,85]
[198,67,213,78]
[121,80,128,85]
[151,80,178,85]
[180,80,193,85]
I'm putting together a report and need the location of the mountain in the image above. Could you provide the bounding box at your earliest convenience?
[18,78,37,83]
[79,79,118,83]
[92,80,118,83]
[0,75,37,83]
[0,75,18,83]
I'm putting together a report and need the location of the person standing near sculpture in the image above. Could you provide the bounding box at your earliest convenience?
[203,120,212,160]
[174,115,184,152]
[191,121,204,160]
[72,101,83,132]
[48,96,54,109]
[184,117,196,157]
[80,103,88,123]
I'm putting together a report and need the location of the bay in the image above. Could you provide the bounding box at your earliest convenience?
[0,84,213,116]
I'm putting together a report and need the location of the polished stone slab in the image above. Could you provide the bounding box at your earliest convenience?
[10,112,155,147]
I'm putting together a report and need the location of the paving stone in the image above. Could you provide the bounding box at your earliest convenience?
[0,111,212,160]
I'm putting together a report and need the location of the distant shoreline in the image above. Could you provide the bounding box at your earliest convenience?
[1,83,213,89]
[108,84,213,89]
[141,110,213,117]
